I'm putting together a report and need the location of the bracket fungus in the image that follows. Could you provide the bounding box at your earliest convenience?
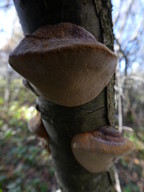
[71,126,135,173]
[28,112,49,142]
[9,22,117,107]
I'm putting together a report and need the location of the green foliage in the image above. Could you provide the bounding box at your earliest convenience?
[0,78,57,192]
[118,131,144,192]
[123,184,139,192]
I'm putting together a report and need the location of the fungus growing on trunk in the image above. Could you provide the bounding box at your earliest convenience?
[28,112,49,141]
[9,22,117,107]
[9,22,134,174]
[71,126,135,173]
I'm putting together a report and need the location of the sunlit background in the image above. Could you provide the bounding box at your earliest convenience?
[0,0,144,191]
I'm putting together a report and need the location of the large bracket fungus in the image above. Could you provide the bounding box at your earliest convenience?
[9,22,117,107]
[9,23,134,174]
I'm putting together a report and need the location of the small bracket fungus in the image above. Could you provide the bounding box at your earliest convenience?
[9,22,117,107]
[28,112,50,151]
[28,112,49,146]
[71,126,135,173]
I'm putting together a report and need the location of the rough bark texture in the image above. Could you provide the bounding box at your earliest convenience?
[13,0,117,191]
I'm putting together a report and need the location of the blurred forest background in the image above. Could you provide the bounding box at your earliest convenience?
[0,0,144,192]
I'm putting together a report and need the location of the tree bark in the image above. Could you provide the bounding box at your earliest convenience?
[13,0,117,191]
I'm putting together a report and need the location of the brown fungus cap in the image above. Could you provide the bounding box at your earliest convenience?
[71,126,135,173]
[28,112,49,141]
[9,23,117,106]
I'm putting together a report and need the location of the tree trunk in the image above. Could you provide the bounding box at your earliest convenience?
[13,0,117,191]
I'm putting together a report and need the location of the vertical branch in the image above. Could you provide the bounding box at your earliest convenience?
[4,65,12,111]
[12,0,118,191]
[116,65,123,132]
[113,166,122,192]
